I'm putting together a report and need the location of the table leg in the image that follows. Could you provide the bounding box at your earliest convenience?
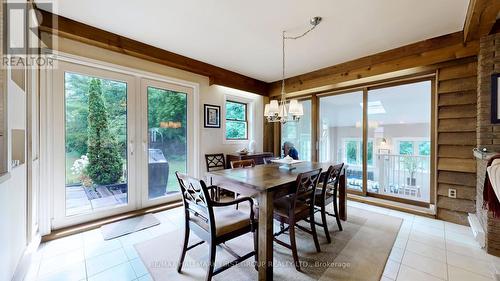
[258,191,274,280]
[339,174,347,221]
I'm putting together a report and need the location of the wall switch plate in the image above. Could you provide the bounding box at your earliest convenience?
[448,188,457,198]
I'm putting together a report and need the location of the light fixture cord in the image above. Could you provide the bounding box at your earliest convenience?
[281,23,319,97]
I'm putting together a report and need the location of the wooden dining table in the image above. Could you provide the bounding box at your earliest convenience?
[207,162,347,281]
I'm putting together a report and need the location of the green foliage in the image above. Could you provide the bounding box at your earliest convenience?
[86,78,123,185]
[418,141,430,156]
[147,86,187,147]
[65,73,127,158]
[225,101,247,139]
[399,141,414,155]
[346,141,357,164]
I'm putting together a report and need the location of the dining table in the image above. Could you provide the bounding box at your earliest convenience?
[207,161,347,281]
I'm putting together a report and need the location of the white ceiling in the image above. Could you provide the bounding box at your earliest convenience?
[320,80,431,127]
[42,0,469,82]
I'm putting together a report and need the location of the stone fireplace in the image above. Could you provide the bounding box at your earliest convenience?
[476,32,500,257]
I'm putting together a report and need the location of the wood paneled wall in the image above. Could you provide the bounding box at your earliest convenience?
[436,59,478,225]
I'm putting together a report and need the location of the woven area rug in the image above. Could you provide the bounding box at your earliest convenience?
[135,206,401,281]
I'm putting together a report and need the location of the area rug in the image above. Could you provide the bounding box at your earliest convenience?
[101,214,160,240]
[135,206,401,281]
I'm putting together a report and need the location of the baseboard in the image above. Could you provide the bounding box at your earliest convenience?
[468,213,486,248]
[12,234,41,281]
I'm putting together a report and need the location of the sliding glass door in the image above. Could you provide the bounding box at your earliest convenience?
[317,79,432,206]
[319,91,364,193]
[367,81,431,204]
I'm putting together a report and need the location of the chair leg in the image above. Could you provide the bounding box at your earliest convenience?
[309,210,321,253]
[177,227,190,273]
[235,192,239,210]
[205,242,216,281]
[289,222,301,271]
[253,228,259,271]
[333,199,343,231]
[320,205,331,243]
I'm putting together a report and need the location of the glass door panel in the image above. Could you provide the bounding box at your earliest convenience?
[147,86,187,200]
[319,91,364,192]
[64,72,129,216]
[367,81,431,203]
[281,100,312,161]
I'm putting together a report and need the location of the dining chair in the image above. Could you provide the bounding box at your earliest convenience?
[312,163,344,243]
[205,153,226,200]
[230,159,256,209]
[175,172,258,281]
[230,159,256,168]
[273,168,322,271]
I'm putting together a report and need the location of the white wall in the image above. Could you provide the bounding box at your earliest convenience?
[0,74,28,281]
[48,33,264,179]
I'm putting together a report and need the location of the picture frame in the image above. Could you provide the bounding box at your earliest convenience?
[492,73,500,124]
[204,104,221,128]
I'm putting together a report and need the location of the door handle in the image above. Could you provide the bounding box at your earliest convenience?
[129,142,134,156]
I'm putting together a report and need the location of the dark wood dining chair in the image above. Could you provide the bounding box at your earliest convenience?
[313,163,344,243]
[175,172,258,281]
[205,153,226,200]
[230,159,256,209]
[230,159,255,168]
[273,168,322,271]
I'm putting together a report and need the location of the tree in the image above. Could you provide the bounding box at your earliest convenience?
[86,78,123,185]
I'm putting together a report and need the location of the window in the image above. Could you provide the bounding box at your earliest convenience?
[343,139,374,166]
[225,100,247,140]
[397,140,430,156]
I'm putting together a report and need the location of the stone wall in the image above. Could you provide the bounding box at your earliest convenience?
[476,33,500,256]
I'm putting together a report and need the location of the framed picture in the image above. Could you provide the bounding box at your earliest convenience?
[492,73,500,124]
[204,104,220,128]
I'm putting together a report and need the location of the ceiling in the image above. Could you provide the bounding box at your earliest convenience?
[320,80,431,127]
[41,0,469,82]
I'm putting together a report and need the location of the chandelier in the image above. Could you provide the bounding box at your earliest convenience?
[264,16,322,124]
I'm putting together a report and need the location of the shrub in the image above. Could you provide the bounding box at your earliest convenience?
[86,78,123,185]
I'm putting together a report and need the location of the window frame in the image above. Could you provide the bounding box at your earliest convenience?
[225,99,248,140]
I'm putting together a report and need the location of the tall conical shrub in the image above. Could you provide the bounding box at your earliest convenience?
[86,78,123,185]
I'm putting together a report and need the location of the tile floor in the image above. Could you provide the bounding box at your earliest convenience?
[24,201,499,281]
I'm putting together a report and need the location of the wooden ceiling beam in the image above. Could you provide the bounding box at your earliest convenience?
[36,9,269,95]
[269,31,479,96]
[463,0,500,42]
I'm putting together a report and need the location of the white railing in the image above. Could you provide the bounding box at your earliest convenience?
[373,154,430,202]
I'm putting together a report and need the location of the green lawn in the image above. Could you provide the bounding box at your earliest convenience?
[166,159,186,193]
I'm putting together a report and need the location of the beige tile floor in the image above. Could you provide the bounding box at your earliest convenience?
[23,201,499,281]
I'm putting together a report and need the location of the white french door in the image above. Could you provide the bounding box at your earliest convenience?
[49,59,195,229]
[139,79,194,208]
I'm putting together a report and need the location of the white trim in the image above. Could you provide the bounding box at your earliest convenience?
[222,93,254,145]
[12,233,41,281]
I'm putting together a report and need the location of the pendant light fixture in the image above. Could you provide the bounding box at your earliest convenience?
[265,16,322,123]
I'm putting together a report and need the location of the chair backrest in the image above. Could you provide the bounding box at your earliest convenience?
[293,169,322,210]
[176,172,215,232]
[205,153,226,172]
[230,159,256,168]
[319,163,344,199]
